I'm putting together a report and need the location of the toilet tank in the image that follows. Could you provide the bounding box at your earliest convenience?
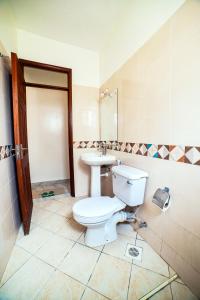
[112,165,148,206]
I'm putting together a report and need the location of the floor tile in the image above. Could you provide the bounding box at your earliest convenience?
[16,227,53,254]
[103,233,136,263]
[59,243,100,284]
[117,223,137,239]
[34,199,65,213]
[35,234,74,267]
[16,222,36,241]
[58,196,78,205]
[169,266,184,284]
[88,253,131,300]
[0,256,54,300]
[82,288,109,300]
[58,219,84,241]
[31,207,53,225]
[171,281,198,300]
[136,233,144,241]
[39,212,69,233]
[77,232,104,251]
[150,285,172,300]
[55,201,74,218]
[128,265,170,300]
[0,246,31,286]
[36,270,85,300]
[135,240,169,277]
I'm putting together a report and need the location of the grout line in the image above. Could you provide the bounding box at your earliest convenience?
[131,262,171,280]
[32,269,57,300]
[170,283,174,300]
[127,262,133,300]
[80,286,87,300]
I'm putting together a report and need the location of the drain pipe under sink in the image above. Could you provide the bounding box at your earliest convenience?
[105,211,135,243]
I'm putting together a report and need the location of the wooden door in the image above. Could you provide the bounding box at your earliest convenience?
[11,52,33,235]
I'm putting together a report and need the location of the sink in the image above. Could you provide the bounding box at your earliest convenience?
[81,152,116,197]
[81,152,116,166]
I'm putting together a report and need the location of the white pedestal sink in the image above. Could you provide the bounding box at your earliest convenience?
[81,152,116,197]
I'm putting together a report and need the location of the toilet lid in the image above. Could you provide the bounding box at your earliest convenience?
[73,196,125,222]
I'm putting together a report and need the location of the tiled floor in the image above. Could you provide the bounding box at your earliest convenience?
[0,196,198,300]
[31,179,70,199]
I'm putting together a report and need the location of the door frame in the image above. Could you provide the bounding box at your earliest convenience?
[19,58,75,196]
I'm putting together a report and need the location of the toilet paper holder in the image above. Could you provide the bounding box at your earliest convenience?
[152,187,171,211]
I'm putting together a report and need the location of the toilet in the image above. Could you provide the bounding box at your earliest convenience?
[73,165,148,247]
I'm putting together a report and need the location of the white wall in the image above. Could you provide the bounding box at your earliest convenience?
[26,87,70,183]
[100,0,186,84]
[0,57,20,280]
[0,1,17,54]
[17,29,99,87]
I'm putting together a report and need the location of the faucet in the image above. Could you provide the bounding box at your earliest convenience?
[98,142,108,155]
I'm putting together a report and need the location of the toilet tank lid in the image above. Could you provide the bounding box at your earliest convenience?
[112,165,148,180]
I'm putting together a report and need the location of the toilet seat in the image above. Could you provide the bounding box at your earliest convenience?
[73,196,125,224]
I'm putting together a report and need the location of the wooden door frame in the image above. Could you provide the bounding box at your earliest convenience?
[19,58,75,196]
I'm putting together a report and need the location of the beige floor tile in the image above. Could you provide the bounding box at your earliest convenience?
[150,285,172,300]
[32,207,53,225]
[39,212,69,233]
[103,234,136,262]
[55,201,74,218]
[36,270,85,300]
[88,253,131,300]
[128,265,170,300]
[35,199,66,213]
[171,281,198,300]
[58,196,78,204]
[35,234,75,267]
[58,219,84,241]
[77,232,104,251]
[0,256,54,300]
[82,288,109,300]
[59,243,100,284]
[135,240,169,277]
[16,227,53,254]
[117,223,137,239]
[0,246,31,286]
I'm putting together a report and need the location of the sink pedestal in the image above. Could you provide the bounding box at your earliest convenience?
[91,166,101,197]
[81,152,116,198]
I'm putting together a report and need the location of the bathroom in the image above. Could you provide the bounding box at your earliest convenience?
[0,0,200,299]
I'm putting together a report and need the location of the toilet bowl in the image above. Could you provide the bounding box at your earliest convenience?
[73,165,148,247]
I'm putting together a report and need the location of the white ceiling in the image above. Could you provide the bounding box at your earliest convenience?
[9,0,131,52]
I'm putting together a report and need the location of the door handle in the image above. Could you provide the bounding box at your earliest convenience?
[12,144,28,160]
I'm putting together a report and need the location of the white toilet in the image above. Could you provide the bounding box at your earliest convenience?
[73,165,148,247]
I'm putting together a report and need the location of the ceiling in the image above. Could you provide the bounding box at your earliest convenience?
[9,0,131,52]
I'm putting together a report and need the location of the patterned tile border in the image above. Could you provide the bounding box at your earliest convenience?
[0,145,13,161]
[73,141,200,166]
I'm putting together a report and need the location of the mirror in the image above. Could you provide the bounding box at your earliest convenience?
[100,88,118,141]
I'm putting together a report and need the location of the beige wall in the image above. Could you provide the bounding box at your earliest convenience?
[73,85,99,196]
[101,0,200,297]
[27,87,70,183]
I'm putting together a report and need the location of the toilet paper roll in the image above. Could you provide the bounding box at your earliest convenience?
[152,187,171,212]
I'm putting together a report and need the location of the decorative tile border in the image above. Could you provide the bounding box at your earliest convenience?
[73,141,200,166]
[0,145,13,161]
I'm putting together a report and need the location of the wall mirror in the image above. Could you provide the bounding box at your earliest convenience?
[99,88,118,141]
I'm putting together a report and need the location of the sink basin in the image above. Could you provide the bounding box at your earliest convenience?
[81,152,116,166]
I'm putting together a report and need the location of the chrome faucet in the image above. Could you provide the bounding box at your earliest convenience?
[98,142,108,155]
